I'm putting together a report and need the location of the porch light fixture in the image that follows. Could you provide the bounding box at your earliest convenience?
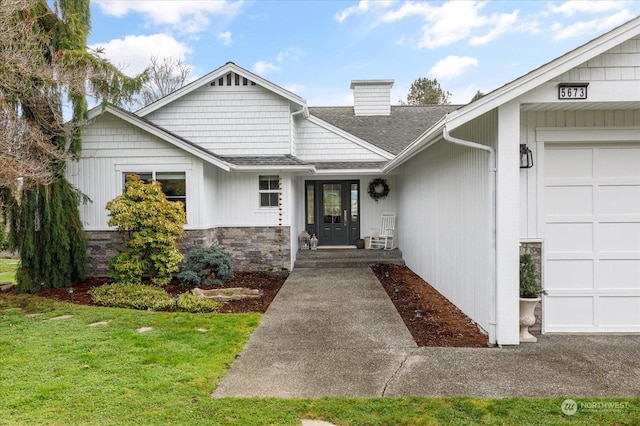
[310,234,318,250]
[520,144,534,169]
[298,230,310,250]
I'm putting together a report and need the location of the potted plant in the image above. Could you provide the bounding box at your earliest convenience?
[519,253,546,343]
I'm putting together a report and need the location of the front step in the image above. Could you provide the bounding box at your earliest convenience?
[294,248,404,269]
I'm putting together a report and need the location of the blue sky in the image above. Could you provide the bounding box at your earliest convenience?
[88,1,640,106]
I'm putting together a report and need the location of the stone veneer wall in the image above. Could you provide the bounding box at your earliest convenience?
[85,226,291,277]
[520,241,543,335]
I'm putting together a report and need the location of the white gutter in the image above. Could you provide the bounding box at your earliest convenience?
[443,125,498,346]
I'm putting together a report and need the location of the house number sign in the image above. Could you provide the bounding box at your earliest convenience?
[558,83,588,100]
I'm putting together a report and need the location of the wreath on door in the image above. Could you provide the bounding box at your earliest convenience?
[368,178,389,202]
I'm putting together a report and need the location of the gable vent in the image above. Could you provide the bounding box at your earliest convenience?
[210,72,257,87]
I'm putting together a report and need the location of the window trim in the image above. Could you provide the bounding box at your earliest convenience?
[258,175,281,209]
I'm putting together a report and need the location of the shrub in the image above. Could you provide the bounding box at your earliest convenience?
[519,253,547,298]
[177,292,220,313]
[177,245,233,286]
[90,283,220,313]
[90,283,174,311]
[106,175,186,286]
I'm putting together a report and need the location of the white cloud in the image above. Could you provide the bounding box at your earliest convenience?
[470,10,519,46]
[335,0,394,23]
[218,31,232,45]
[89,34,192,76]
[428,56,479,81]
[378,0,521,49]
[253,61,280,75]
[553,9,633,40]
[548,1,628,17]
[276,46,304,63]
[93,0,242,33]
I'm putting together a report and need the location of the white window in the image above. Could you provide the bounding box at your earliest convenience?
[123,171,186,210]
[259,175,280,208]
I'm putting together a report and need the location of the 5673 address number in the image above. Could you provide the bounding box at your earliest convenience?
[558,85,587,99]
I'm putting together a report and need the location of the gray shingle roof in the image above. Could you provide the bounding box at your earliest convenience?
[218,155,309,167]
[308,105,461,155]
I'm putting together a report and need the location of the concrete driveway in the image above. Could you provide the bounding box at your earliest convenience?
[213,267,640,398]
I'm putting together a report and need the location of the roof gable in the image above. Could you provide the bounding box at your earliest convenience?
[86,104,232,171]
[135,62,307,117]
[447,15,640,130]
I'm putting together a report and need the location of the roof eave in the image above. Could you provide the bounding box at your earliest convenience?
[90,105,232,172]
[446,16,640,131]
[383,116,447,172]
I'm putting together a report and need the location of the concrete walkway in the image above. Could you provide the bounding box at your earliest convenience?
[213,267,640,398]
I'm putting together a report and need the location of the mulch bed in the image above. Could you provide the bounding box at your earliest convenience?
[29,265,488,347]
[372,264,488,347]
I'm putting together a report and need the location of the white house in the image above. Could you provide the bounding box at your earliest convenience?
[71,16,640,345]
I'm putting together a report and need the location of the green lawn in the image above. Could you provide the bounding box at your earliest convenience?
[1,295,638,425]
[0,258,18,283]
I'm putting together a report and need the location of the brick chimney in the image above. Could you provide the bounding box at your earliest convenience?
[350,80,394,116]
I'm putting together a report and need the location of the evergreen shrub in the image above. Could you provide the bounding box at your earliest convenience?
[106,175,186,286]
[177,245,233,286]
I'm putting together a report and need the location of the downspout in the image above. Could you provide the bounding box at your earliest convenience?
[289,106,308,271]
[443,125,498,346]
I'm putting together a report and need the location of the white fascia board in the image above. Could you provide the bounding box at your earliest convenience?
[306,115,395,160]
[136,62,307,117]
[230,165,316,172]
[445,16,640,131]
[95,105,232,172]
[383,116,447,172]
[313,168,385,175]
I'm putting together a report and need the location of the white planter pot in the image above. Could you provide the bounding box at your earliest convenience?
[519,297,541,343]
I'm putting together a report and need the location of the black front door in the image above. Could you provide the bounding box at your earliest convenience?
[305,180,360,246]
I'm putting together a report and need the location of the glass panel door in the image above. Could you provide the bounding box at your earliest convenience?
[305,180,360,246]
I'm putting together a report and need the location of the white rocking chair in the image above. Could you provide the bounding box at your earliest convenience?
[370,212,396,250]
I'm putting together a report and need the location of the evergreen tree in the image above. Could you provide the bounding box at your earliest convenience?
[0,0,146,292]
[402,77,451,105]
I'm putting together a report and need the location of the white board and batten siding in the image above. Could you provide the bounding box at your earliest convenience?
[206,166,292,228]
[143,83,293,156]
[396,111,496,339]
[68,113,202,230]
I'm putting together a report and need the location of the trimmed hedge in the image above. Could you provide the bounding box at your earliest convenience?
[90,283,219,312]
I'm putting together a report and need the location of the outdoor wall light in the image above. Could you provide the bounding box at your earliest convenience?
[520,144,534,169]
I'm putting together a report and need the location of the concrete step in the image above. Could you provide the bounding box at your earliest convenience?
[294,248,404,269]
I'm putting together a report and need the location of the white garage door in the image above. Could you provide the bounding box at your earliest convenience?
[544,143,640,333]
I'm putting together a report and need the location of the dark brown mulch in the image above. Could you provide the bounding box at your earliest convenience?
[372,263,489,347]
[35,272,287,314]
[30,265,487,347]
